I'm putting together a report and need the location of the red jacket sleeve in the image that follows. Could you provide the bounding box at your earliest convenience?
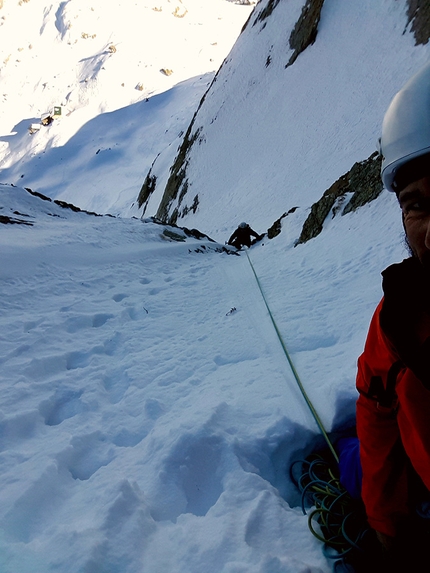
[356,299,409,537]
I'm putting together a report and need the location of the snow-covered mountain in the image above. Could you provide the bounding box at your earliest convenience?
[1,1,430,572]
[0,0,253,215]
[139,0,430,242]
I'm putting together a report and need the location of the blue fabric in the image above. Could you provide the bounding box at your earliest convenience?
[337,437,363,500]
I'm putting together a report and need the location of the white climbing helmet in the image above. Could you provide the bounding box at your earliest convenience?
[381,61,430,192]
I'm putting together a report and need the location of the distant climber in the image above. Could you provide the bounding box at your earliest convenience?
[227,222,261,250]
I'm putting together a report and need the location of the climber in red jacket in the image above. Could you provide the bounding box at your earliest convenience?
[356,61,430,570]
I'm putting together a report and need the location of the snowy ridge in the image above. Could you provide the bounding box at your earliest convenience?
[143,0,430,243]
[0,0,253,216]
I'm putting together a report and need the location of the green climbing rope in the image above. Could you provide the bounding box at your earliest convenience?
[290,455,370,563]
[244,249,339,464]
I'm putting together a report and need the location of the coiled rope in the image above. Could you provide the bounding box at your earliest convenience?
[244,249,339,464]
[290,455,370,564]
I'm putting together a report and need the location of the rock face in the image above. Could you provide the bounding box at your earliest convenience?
[138,174,157,215]
[407,0,430,45]
[156,126,202,224]
[286,0,325,68]
[266,207,298,239]
[296,152,383,245]
[138,111,206,224]
[252,0,281,26]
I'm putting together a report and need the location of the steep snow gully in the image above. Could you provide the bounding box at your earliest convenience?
[1,184,340,572]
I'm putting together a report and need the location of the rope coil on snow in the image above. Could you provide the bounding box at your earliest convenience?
[291,456,370,563]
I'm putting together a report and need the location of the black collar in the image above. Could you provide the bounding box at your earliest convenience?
[380,257,430,389]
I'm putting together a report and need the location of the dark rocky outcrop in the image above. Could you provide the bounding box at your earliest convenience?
[137,173,157,214]
[162,228,187,242]
[53,199,102,215]
[0,215,33,226]
[241,1,258,33]
[147,216,216,243]
[406,0,430,45]
[0,186,108,224]
[296,152,383,245]
[180,194,200,218]
[147,216,237,254]
[286,0,325,68]
[253,0,281,27]
[266,206,299,239]
[155,126,201,225]
[342,152,383,215]
[25,187,102,216]
[25,188,51,201]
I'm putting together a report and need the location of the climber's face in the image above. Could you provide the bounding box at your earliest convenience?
[399,176,430,270]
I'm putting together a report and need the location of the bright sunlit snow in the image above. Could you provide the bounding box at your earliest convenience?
[0,0,253,215]
[1,1,430,572]
[2,181,405,573]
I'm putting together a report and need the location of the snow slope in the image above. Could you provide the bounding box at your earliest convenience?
[0,179,406,573]
[143,0,430,242]
[0,183,350,572]
[0,0,253,215]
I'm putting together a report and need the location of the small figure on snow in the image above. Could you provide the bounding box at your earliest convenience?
[227,222,261,250]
